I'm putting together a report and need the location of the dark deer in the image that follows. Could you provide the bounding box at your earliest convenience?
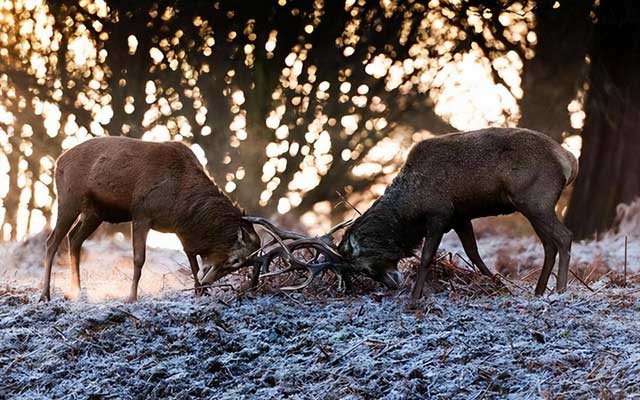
[337,128,579,299]
[41,136,260,302]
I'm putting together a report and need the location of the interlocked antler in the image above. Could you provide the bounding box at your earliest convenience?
[242,216,353,290]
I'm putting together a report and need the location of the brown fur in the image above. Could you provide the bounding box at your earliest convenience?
[339,128,579,299]
[40,136,259,302]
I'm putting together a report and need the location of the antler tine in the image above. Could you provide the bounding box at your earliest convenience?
[243,217,297,262]
[243,216,312,264]
[242,216,347,291]
[243,216,307,241]
[256,239,343,289]
[259,263,305,278]
[257,238,340,278]
[244,216,344,263]
[280,261,337,291]
[287,238,343,261]
[326,218,354,236]
[279,272,317,291]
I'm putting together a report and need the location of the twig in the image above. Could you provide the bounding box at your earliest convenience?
[118,308,141,321]
[569,269,595,292]
[491,274,513,295]
[373,335,416,360]
[495,273,529,293]
[584,261,600,283]
[519,267,543,282]
[335,190,362,215]
[53,326,66,340]
[453,253,476,272]
[586,285,608,299]
[280,291,307,307]
[331,338,368,365]
[471,380,493,400]
[179,283,236,292]
[317,344,332,359]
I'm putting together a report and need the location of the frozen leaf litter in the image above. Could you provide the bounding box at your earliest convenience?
[1,286,639,399]
[2,205,640,399]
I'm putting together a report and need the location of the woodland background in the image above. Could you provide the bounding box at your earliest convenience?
[0,0,638,242]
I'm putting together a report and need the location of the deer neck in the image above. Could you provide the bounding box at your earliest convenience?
[176,188,240,256]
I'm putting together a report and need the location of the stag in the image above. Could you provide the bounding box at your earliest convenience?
[41,136,260,302]
[337,127,579,300]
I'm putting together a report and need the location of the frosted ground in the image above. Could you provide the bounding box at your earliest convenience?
[1,200,640,399]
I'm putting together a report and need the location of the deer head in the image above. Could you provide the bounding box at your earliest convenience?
[199,220,261,284]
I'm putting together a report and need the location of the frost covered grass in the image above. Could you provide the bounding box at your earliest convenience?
[1,287,640,399]
[2,202,640,399]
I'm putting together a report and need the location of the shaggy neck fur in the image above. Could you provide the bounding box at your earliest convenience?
[176,178,241,257]
[343,175,427,261]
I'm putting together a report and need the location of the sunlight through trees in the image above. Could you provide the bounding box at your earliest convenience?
[0,0,595,241]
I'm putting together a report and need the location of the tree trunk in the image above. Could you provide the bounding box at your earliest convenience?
[518,0,592,141]
[565,0,640,239]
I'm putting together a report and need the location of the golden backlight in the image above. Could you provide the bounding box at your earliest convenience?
[0,0,582,246]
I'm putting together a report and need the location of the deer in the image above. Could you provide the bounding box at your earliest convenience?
[195,128,578,300]
[40,136,261,303]
[334,127,579,300]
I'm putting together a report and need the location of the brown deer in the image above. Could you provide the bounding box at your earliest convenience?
[336,127,579,300]
[40,136,261,302]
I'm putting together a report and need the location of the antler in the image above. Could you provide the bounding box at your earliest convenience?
[326,218,353,236]
[242,216,351,291]
[242,216,308,241]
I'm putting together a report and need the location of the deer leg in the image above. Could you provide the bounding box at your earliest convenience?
[454,220,493,277]
[412,230,444,300]
[249,262,261,288]
[40,207,80,302]
[127,220,149,303]
[523,209,572,295]
[552,221,572,293]
[532,233,557,296]
[67,213,102,300]
[186,253,205,296]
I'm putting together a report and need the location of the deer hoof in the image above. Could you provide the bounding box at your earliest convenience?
[38,294,50,303]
